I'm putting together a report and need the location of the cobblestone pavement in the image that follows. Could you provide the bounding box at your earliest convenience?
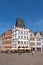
[0,51,43,65]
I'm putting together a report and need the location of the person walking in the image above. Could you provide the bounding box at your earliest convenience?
[32,50,34,55]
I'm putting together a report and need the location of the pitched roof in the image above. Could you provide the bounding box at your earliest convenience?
[15,18,26,28]
[34,32,37,36]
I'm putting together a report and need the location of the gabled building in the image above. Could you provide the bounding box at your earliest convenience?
[3,30,12,50]
[35,32,42,51]
[0,33,5,51]
[12,26,30,48]
[12,19,31,51]
[30,31,35,51]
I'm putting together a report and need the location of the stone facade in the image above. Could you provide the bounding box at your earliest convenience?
[30,31,35,51]
[3,30,12,50]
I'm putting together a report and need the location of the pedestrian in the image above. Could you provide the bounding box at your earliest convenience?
[32,50,34,55]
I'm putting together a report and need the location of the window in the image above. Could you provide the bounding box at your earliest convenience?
[39,38,41,41]
[24,36,26,39]
[27,36,28,39]
[18,31,20,34]
[18,36,20,38]
[18,41,20,44]
[21,31,23,34]
[24,31,27,35]
[21,41,23,44]
[36,43,41,45]
[27,41,28,45]
[36,37,41,41]
[21,36,23,39]
[24,41,26,44]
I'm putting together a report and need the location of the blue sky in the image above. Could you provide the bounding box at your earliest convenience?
[0,0,43,34]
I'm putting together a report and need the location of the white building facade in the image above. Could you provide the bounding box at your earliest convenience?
[12,26,31,49]
[35,32,42,51]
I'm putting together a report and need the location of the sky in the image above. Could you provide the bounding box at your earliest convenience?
[0,0,43,34]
